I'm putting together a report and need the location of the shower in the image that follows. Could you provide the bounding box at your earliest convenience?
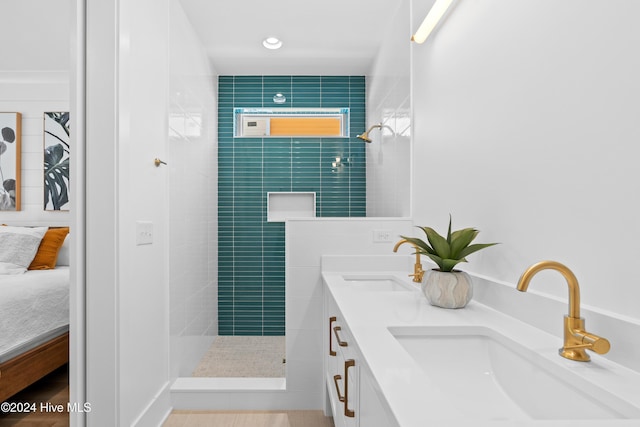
[357,123,383,142]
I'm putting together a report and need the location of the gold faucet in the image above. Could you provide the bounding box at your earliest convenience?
[516,260,610,362]
[393,239,424,283]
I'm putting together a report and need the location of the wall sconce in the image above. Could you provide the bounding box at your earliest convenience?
[411,0,454,44]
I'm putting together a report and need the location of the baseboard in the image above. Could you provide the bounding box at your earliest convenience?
[131,381,172,427]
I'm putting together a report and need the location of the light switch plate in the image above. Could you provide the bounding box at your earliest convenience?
[373,229,393,243]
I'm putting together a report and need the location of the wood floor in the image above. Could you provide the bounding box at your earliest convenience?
[164,410,334,427]
[0,364,69,427]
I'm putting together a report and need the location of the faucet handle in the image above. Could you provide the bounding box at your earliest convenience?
[409,265,425,283]
[563,316,611,360]
[575,331,611,354]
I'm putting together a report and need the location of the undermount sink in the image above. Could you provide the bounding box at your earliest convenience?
[389,326,640,421]
[341,274,418,292]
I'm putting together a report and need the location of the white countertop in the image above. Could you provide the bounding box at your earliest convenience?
[322,263,640,427]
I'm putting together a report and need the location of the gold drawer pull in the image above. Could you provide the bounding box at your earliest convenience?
[333,326,348,347]
[329,317,337,356]
[344,359,355,418]
[333,374,345,402]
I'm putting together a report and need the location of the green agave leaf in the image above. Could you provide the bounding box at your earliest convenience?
[449,228,479,259]
[457,242,498,259]
[441,258,463,272]
[404,218,499,271]
[419,226,451,259]
[424,253,445,271]
[399,236,436,255]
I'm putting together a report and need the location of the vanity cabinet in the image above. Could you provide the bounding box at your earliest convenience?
[325,297,358,427]
[324,291,398,427]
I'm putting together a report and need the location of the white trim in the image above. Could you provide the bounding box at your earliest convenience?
[172,377,286,391]
[131,382,172,427]
[69,1,86,426]
[84,0,120,423]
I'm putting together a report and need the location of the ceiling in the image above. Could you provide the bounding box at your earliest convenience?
[2,1,400,75]
[179,0,402,75]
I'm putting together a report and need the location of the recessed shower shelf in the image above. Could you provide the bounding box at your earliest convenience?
[267,192,316,222]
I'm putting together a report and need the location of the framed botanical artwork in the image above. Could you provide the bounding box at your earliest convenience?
[44,112,70,211]
[0,112,22,211]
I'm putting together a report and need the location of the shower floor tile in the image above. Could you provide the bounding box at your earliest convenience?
[192,336,285,378]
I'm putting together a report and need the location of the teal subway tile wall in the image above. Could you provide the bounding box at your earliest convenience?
[218,76,366,335]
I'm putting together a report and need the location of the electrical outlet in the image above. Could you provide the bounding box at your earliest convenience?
[136,221,153,245]
[373,229,393,243]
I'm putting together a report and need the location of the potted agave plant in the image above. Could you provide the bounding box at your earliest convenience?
[401,217,498,308]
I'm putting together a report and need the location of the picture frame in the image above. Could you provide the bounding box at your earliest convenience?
[0,112,22,211]
[44,112,70,211]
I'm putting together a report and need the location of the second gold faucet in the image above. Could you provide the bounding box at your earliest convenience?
[393,239,424,283]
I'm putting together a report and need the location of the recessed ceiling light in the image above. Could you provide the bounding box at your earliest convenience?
[262,37,282,50]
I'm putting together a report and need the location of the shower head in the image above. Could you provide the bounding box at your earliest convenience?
[357,123,383,143]
[357,133,373,143]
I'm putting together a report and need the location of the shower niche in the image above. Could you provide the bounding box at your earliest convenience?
[234,107,350,138]
[267,192,316,222]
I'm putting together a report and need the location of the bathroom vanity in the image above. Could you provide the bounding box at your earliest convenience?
[322,255,640,427]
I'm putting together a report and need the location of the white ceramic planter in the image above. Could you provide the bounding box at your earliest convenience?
[422,269,473,309]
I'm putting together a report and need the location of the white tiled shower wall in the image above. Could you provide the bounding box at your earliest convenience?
[365,0,411,218]
[168,0,218,378]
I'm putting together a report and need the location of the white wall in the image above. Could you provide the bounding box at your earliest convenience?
[117,0,172,423]
[0,1,70,73]
[0,73,70,225]
[168,0,218,378]
[86,0,172,424]
[365,0,412,218]
[411,0,640,321]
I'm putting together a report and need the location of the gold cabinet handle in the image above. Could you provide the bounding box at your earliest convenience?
[329,317,337,356]
[333,326,348,347]
[154,158,167,167]
[344,359,355,418]
[333,375,345,402]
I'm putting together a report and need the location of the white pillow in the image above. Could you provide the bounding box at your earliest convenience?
[56,234,70,266]
[0,226,48,274]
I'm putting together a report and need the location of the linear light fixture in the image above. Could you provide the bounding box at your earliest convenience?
[411,0,454,43]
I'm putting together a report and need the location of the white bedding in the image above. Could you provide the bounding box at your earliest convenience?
[0,267,69,362]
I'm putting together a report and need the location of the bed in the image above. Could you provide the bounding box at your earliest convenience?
[0,227,70,402]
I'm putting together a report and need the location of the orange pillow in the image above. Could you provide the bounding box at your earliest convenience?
[28,227,69,270]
